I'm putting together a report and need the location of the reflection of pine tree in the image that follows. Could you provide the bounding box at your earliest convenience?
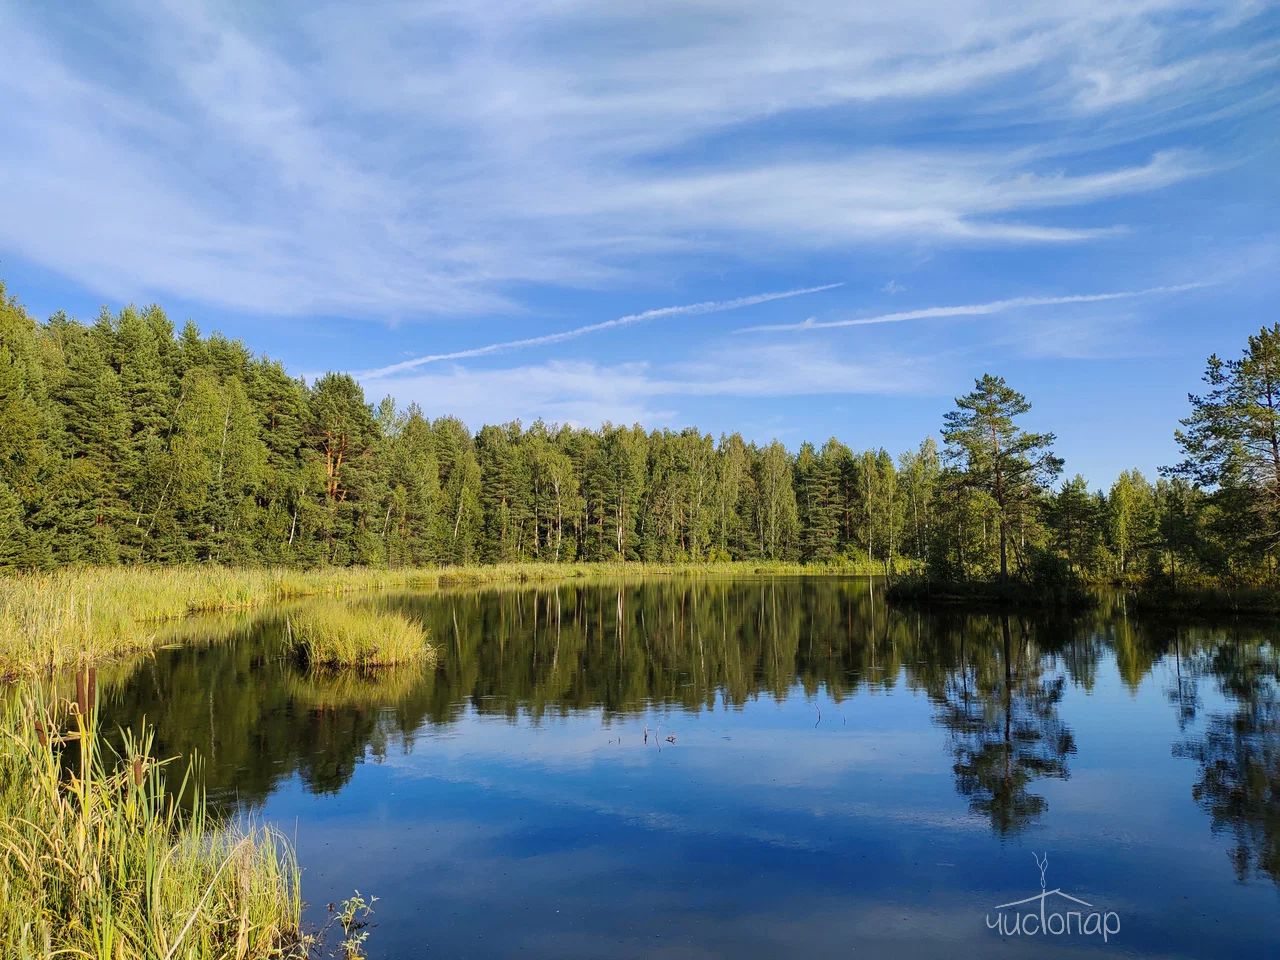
[1165,629,1202,731]
[934,616,1076,835]
[1174,641,1280,885]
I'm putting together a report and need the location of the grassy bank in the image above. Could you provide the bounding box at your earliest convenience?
[0,560,882,676]
[0,683,303,959]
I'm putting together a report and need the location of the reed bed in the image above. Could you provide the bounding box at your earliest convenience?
[0,560,885,675]
[288,604,432,669]
[0,680,303,959]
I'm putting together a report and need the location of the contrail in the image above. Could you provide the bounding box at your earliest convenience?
[360,283,843,378]
[741,281,1211,333]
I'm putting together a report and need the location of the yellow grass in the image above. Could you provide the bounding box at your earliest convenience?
[0,681,303,959]
[288,603,432,669]
[0,560,888,675]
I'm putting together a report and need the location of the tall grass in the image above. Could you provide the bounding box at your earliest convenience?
[0,560,888,675]
[289,604,432,669]
[0,678,303,959]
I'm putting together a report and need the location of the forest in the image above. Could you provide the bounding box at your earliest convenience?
[1,279,1277,593]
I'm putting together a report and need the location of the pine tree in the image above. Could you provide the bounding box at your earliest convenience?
[380,405,441,566]
[590,425,647,560]
[753,441,799,560]
[308,373,379,564]
[0,286,54,565]
[45,315,133,561]
[711,433,748,560]
[796,441,839,561]
[434,417,482,564]
[1173,323,1280,556]
[1048,475,1100,573]
[941,374,1063,584]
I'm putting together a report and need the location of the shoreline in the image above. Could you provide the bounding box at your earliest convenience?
[0,560,892,676]
[884,576,1095,610]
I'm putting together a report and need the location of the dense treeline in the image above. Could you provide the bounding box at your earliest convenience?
[1,280,1276,587]
[0,282,924,568]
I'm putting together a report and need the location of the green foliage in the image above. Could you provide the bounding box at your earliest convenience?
[0,282,969,574]
[940,373,1063,583]
[1172,323,1280,562]
[0,279,1274,600]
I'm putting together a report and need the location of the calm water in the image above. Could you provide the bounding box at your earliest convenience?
[99,577,1278,959]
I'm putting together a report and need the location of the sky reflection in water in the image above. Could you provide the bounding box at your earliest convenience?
[99,578,1279,959]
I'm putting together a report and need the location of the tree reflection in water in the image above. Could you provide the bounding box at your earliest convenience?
[87,578,1279,873]
[1173,631,1280,884]
[922,613,1075,834]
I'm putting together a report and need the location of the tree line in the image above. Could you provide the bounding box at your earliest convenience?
[0,280,1275,585]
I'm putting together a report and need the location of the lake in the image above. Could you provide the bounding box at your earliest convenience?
[98,576,1279,959]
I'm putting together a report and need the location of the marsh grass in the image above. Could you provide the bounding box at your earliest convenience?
[0,560,890,675]
[0,680,303,959]
[288,603,432,669]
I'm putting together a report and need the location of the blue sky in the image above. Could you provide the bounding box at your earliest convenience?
[1,2,1277,486]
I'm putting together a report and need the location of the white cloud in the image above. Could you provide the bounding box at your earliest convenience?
[360,341,933,430]
[744,281,1213,332]
[0,1,1267,319]
[359,283,842,377]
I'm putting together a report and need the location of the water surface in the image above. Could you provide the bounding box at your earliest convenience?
[100,577,1279,958]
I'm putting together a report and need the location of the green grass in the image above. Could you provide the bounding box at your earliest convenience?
[0,680,303,959]
[288,603,432,669]
[0,560,890,675]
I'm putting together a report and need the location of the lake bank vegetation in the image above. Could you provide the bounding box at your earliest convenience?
[0,560,884,675]
[0,682,304,959]
[892,323,1280,611]
[288,602,432,669]
[0,279,1276,612]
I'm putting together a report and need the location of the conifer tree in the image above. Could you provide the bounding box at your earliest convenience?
[434,416,483,564]
[1173,323,1280,556]
[941,374,1063,584]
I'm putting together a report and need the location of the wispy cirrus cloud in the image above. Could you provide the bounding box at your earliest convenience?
[360,342,933,430]
[0,1,1270,319]
[360,284,843,378]
[743,281,1214,333]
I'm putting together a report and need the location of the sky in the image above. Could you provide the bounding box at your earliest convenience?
[1,1,1277,486]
